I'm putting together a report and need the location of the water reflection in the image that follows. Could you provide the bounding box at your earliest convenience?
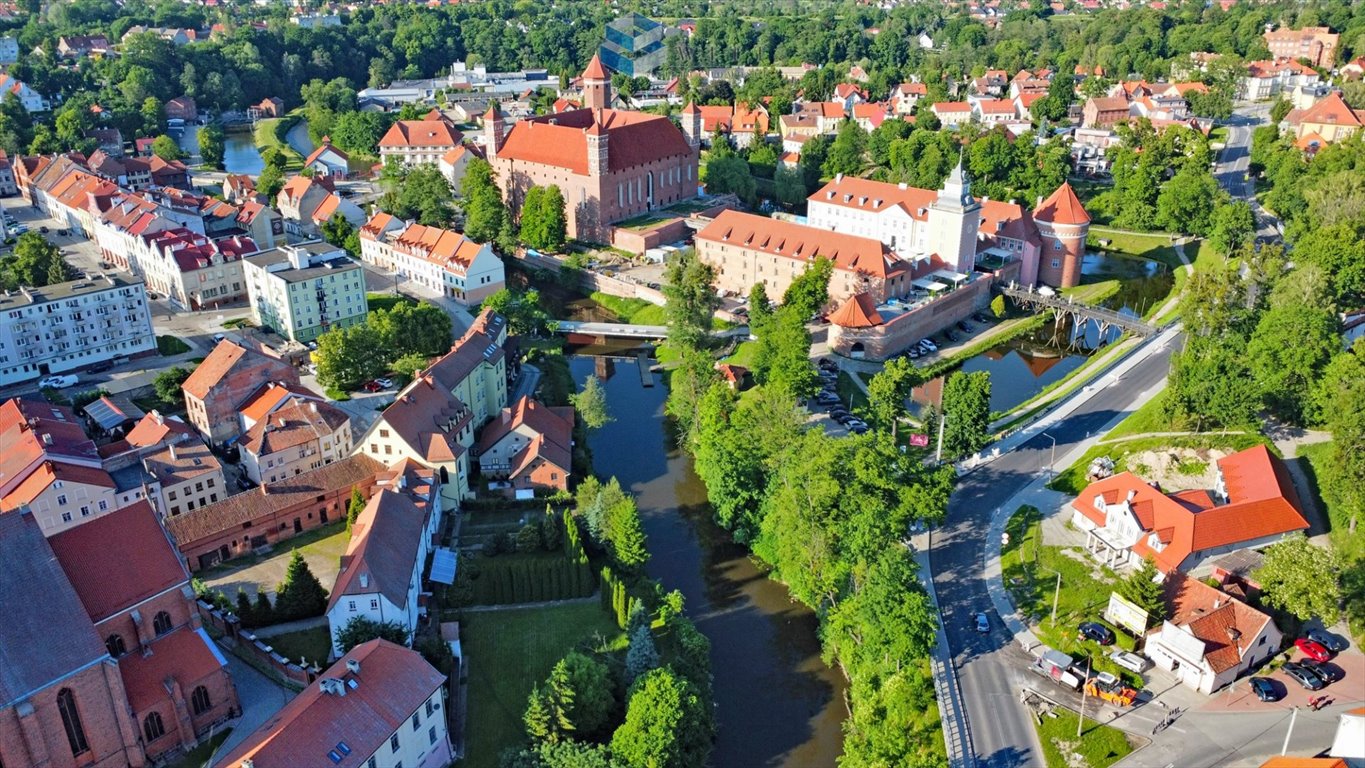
[222,132,264,175]
[570,356,847,767]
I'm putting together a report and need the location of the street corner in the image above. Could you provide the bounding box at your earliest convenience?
[1199,645,1365,714]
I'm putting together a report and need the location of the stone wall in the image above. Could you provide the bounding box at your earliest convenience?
[829,276,993,361]
[195,600,316,688]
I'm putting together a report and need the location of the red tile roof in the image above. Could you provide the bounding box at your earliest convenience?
[475,396,574,477]
[497,108,692,176]
[375,375,469,464]
[48,500,187,621]
[581,53,609,80]
[0,398,102,502]
[1034,182,1091,226]
[304,139,350,167]
[328,489,427,610]
[697,209,903,280]
[1297,91,1364,129]
[378,119,463,150]
[242,399,349,457]
[238,382,318,426]
[1162,571,1272,673]
[119,626,227,712]
[216,640,446,768]
[828,292,885,328]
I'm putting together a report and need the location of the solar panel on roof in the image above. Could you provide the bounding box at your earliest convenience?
[430,547,458,585]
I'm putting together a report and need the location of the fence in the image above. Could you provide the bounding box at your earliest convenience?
[196,599,319,689]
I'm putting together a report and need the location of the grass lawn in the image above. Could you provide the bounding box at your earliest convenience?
[267,626,333,666]
[462,602,622,768]
[165,728,232,768]
[366,291,418,314]
[157,335,191,355]
[1034,706,1135,768]
[721,339,759,368]
[1087,228,1181,270]
[1048,393,1268,495]
[590,291,668,325]
[1061,278,1122,305]
[836,370,869,412]
[253,115,304,170]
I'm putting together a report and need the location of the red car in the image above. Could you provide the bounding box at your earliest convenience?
[1296,638,1332,662]
[363,380,384,393]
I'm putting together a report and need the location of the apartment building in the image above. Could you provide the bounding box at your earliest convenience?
[0,275,156,387]
[133,229,258,311]
[378,114,464,168]
[358,212,505,306]
[181,340,300,446]
[240,399,353,485]
[243,242,368,343]
[1264,26,1338,68]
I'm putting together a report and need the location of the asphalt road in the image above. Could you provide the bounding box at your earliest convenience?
[1215,103,1281,240]
[930,340,1178,768]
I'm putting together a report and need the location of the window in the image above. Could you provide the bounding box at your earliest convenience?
[391,734,400,753]
[98,499,108,511]
[368,759,378,768]
[105,633,126,657]
[349,600,357,612]
[168,490,177,500]
[1053,239,1063,251]
[62,512,72,523]
[57,494,67,505]
[80,505,90,517]
[428,726,436,745]
[143,711,166,742]
[57,689,89,756]
[153,611,173,635]
[370,599,379,610]
[412,712,421,731]
[426,700,435,717]
[191,685,212,715]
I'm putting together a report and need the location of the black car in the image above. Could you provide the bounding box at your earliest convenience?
[1307,629,1348,653]
[1299,658,1341,684]
[957,321,973,333]
[85,360,113,373]
[1283,661,1326,691]
[1249,677,1280,702]
[1079,621,1116,645]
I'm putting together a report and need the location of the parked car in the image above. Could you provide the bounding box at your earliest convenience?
[1078,621,1116,645]
[1307,629,1348,654]
[1108,649,1150,674]
[85,360,113,374]
[974,612,990,633]
[848,423,869,434]
[920,339,938,352]
[38,374,79,389]
[1295,638,1332,662]
[957,321,973,333]
[39,226,48,233]
[1249,677,1280,702]
[1282,661,1326,691]
[212,333,226,343]
[363,380,384,392]
[1298,658,1341,684]
[374,377,394,389]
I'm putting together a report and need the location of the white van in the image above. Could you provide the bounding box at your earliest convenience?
[1109,649,1151,674]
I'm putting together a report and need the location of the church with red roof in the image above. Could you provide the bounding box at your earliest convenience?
[486,55,699,243]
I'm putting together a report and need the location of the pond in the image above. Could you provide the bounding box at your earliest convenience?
[572,355,847,767]
[912,324,1091,416]
[1083,251,1175,320]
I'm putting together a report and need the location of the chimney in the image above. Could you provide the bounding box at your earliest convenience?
[1126,489,1136,502]
[42,432,53,445]
[169,443,177,461]
[1036,195,1044,209]
[310,401,318,414]
[835,172,843,183]
[898,182,907,190]
[346,658,361,675]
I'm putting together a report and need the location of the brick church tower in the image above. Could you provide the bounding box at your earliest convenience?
[1032,182,1090,289]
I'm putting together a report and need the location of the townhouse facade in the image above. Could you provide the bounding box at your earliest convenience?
[180,340,300,446]
[240,399,353,485]
[378,114,464,168]
[358,212,506,306]
[243,242,368,343]
[142,440,227,518]
[0,275,157,387]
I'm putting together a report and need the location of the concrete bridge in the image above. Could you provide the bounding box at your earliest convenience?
[1000,283,1157,338]
[552,320,670,339]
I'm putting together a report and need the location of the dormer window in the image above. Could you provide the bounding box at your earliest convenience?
[1093,494,1105,512]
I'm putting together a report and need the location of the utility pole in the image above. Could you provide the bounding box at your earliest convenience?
[1077,656,1092,738]
[1051,570,1062,627]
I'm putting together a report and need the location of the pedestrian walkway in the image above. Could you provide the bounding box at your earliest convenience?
[212,639,294,761]
[252,614,329,638]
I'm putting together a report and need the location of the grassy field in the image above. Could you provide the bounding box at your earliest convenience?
[1034,706,1136,768]
[1088,228,1181,270]
[590,291,668,325]
[157,335,191,355]
[837,370,869,412]
[253,114,304,170]
[1061,278,1122,305]
[366,292,418,314]
[721,339,759,368]
[267,626,333,666]
[462,602,622,768]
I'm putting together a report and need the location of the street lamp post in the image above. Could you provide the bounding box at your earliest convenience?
[1041,431,1057,480]
[1077,655,1092,739]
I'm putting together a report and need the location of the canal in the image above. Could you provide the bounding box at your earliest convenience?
[222,131,264,175]
[569,355,847,767]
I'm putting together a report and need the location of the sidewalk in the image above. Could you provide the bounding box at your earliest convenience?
[912,541,977,768]
[252,614,329,638]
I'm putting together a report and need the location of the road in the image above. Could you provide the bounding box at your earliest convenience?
[1214,103,1281,241]
[930,338,1178,768]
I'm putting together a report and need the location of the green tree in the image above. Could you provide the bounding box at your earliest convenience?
[701,153,756,204]
[314,324,386,391]
[781,257,833,319]
[1164,336,1261,431]
[1246,302,1338,424]
[346,488,366,529]
[481,288,550,336]
[824,547,938,684]
[153,366,191,405]
[151,134,184,161]
[760,307,819,400]
[772,165,808,208]
[1156,166,1221,235]
[605,494,649,572]
[257,165,285,200]
[1270,98,1293,124]
[1207,200,1255,256]
[571,375,613,430]
[823,119,868,177]
[1254,533,1342,623]
[321,213,356,253]
[662,248,720,351]
[1116,558,1166,627]
[610,667,712,768]
[521,185,568,252]
[550,652,615,739]
[198,124,225,169]
[329,110,387,155]
[391,351,430,381]
[370,301,453,359]
[333,615,409,655]
[941,371,992,459]
[274,550,329,621]
[395,165,456,226]
[624,623,660,685]
[460,158,507,245]
[864,357,921,437]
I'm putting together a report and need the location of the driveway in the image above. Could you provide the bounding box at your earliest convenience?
[1201,646,1364,714]
[202,523,350,600]
[213,643,294,760]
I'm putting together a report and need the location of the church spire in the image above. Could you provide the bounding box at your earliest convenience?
[937,148,976,211]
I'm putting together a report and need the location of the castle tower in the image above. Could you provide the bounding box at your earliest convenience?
[581,54,611,112]
[681,100,702,149]
[483,101,504,159]
[927,153,981,274]
[1032,182,1091,288]
[586,118,608,177]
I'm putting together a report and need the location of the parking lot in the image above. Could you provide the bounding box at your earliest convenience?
[1201,642,1363,714]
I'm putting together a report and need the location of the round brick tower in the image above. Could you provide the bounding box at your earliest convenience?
[1032,182,1090,289]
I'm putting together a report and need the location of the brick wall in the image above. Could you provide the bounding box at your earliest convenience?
[0,662,145,768]
[191,356,299,445]
[828,277,993,361]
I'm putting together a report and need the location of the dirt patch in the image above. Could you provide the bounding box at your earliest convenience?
[1123,447,1227,492]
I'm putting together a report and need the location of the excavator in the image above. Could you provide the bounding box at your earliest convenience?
[1085,672,1138,706]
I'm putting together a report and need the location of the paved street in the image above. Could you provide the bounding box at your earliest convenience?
[213,644,294,761]
[1215,103,1281,241]
[930,331,1180,767]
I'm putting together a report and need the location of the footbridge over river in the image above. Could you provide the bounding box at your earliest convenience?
[1000,283,1157,338]
[551,320,750,341]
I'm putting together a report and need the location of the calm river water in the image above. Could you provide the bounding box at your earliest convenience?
[569,356,847,767]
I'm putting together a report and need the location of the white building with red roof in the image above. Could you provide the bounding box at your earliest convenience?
[1144,571,1281,693]
[681,102,770,148]
[1242,58,1321,100]
[891,82,927,115]
[1070,445,1309,574]
[275,175,365,238]
[358,212,505,306]
[130,228,258,311]
[378,112,463,169]
[1286,90,1365,145]
[214,639,452,768]
[474,395,575,496]
[0,71,49,111]
[303,136,351,178]
[0,398,120,534]
[486,55,699,243]
[931,101,973,128]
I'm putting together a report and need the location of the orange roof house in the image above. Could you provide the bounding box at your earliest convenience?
[474,396,575,495]
[1069,444,1308,573]
[1288,91,1365,144]
[1145,571,1281,694]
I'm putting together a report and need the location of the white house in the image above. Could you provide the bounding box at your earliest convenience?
[239,399,353,485]
[0,37,19,64]
[302,138,351,178]
[439,144,477,190]
[0,73,50,112]
[357,212,505,306]
[931,101,973,128]
[1144,572,1281,694]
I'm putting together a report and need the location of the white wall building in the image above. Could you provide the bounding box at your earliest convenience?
[0,275,156,386]
[358,213,505,306]
[240,399,353,485]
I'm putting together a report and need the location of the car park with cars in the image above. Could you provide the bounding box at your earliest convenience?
[1307,629,1347,653]
[1298,658,1340,684]
[1283,661,1326,691]
[1295,638,1332,662]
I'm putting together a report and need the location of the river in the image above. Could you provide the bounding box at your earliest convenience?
[569,355,847,767]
